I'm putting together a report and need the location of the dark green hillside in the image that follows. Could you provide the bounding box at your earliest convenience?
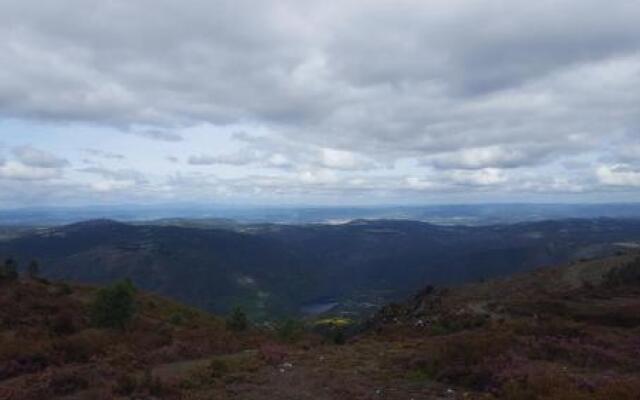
[2,218,640,318]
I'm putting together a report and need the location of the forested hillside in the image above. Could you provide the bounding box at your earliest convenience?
[1,218,639,318]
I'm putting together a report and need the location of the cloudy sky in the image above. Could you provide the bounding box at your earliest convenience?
[1,0,639,207]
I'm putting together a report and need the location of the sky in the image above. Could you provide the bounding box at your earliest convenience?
[0,0,639,207]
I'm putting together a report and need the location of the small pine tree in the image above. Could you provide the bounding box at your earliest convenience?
[226,306,248,331]
[1,258,18,281]
[90,280,136,329]
[27,260,40,279]
[332,328,346,345]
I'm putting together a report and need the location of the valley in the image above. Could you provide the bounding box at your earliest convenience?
[1,217,640,320]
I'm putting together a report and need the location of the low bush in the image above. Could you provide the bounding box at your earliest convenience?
[276,319,304,343]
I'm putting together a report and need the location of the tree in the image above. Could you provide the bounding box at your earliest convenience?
[0,258,18,281]
[226,306,248,331]
[90,280,136,329]
[27,260,40,279]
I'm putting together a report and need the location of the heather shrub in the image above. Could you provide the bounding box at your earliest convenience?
[408,330,515,389]
[48,311,78,336]
[605,258,640,287]
[114,369,169,396]
[0,352,49,380]
[57,283,73,296]
[259,343,289,365]
[127,328,173,352]
[169,312,185,326]
[208,358,230,377]
[49,371,89,396]
[50,329,112,364]
[276,319,304,342]
[502,372,640,400]
[507,317,584,339]
[182,354,263,390]
[113,373,138,395]
[139,369,168,397]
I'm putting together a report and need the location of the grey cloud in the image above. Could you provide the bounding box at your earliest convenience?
[188,134,376,171]
[1,1,640,200]
[78,167,147,183]
[160,165,600,204]
[13,146,69,168]
[82,148,126,160]
[2,1,638,139]
[421,144,566,170]
[188,152,260,166]
[134,130,183,142]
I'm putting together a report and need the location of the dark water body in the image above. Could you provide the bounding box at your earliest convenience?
[300,301,340,315]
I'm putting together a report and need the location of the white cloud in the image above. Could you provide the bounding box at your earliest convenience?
[0,161,63,180]
[597,164,640,187]
[446,168,508,186]
[90,179,137,192]
[319,148,374,170]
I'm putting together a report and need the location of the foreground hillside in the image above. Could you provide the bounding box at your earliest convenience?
[0,278,267,399]
[2,250,640,399]
[2,218,640,318]
[366,250,640,399]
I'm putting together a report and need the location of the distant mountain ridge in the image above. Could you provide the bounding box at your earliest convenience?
[2,217,640,318]
[4,203,640,226]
